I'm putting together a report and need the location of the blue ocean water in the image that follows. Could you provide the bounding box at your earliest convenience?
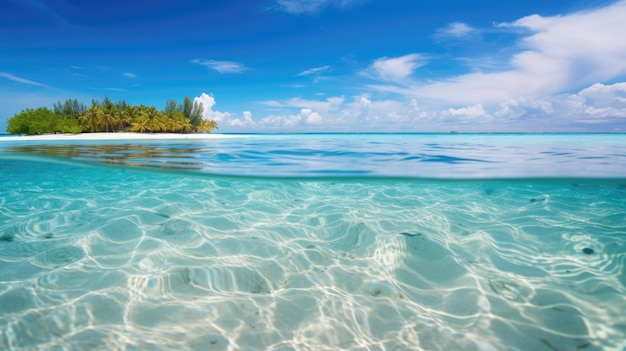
[0,133,625,350]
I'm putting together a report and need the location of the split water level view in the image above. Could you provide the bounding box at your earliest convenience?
[1,134,625,350]
[3,0,626,350]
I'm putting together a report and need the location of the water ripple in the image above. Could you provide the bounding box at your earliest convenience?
[1,157,625,350]
[34,246,85,268]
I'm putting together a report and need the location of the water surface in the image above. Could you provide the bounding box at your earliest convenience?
[0,134,625,350]
[2,133,625,178]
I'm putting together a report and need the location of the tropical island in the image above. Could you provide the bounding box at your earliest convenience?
[5,96,217,135]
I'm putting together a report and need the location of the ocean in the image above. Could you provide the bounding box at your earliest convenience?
[0,133,625,350]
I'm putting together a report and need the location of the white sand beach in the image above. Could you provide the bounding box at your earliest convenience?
[0,132,239,142]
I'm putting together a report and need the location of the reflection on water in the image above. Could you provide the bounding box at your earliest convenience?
[2,134,625,178]
[6,143,210,170]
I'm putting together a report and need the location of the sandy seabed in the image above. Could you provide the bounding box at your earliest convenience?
[0,132,238,142]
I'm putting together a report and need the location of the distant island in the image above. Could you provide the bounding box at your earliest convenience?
[5,96,217,135]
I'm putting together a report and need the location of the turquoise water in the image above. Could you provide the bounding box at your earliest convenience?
[1,134,625,350]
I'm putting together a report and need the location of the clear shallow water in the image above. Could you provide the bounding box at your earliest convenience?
[0,134,625,350]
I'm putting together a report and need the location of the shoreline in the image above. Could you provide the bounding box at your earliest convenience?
[0,132,238,142]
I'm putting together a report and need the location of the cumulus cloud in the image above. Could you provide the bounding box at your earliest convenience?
[260,113,302,128]
[195,80,625,133]
[521,82,626,125]
[436,82,626,130]
[301,108,322,124]
[0,72,47,87]
[191,59,247,74]
[443,104,488,120]
[192,78,626,132]
[336,94,430,128]
[494,97,554,120]
[192,94,259,130]
[255,94,487,131]
[365,54,426,82]
[259,108,324,128]
[193,93,232,123]
[576,82,626,119]
[228,111,257,128]
[255,79,626,132]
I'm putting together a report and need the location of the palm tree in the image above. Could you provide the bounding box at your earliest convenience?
[129,120,150,133]
[79,106,104,132]
[176,119,193,133]
[164,111,193,133]
[143,106,165,133]
[101,111,117,132]
[127,105,151,132]
[114,107,133,131]
[196,119,218,133]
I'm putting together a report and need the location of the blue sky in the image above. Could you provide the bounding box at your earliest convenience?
[1,0,625,133]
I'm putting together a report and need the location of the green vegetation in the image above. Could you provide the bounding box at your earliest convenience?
[6,107,82,135]
[6,97,217,135]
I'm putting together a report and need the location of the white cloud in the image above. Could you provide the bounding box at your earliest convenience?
[436,22,476,37]
[123,72,138,78]
[255,95,455,131]
[259,81,626,131]
[274,0,326,14]
[260,96,344,115]
[193,93,233,123]
[361,0,626,118]
[406,1,626,105]
[509,4,626,85]
[409,99,419,113]
[274,0,364,15]
[228,111,257,128]
[0,72,47,87]
[494,97,554,120]
[301,108,322,124]
[443,82,626,129]
[365,54,425,82]
[260,113,303,128]
[540,82,626,124]
[191,79,626,133]
[192,0,626,133]
[259,108,325,128]
[242,110,254,121]
[444,104,487,119]
[575,83,626,121]
[298,65,332,76]
[336,94,428,128]
[260,100,284,108]
[191,59,247,74]
[194,93,216,117]
[405,54,567,105]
